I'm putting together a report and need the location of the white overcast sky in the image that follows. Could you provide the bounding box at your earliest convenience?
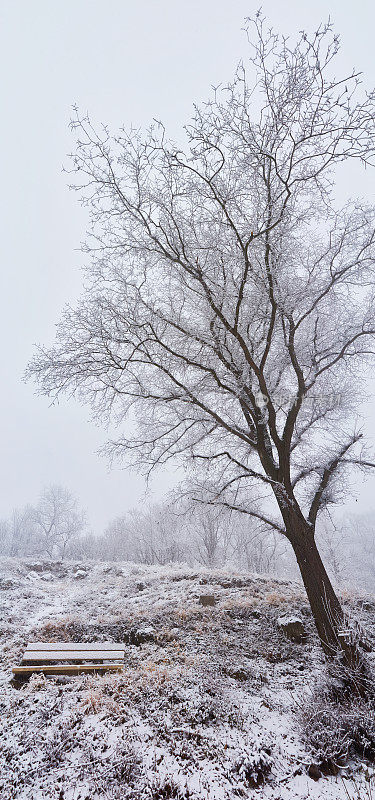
[1,0,374,534]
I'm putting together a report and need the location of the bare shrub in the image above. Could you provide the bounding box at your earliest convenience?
[149,777,190,799]
[299,689,375,770]
[110,740,141,785]
[233,744,272,788]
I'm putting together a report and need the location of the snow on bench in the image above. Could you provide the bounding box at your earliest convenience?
[12,642,125,677]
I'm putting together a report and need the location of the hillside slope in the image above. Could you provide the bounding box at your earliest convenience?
[0,558,374,799]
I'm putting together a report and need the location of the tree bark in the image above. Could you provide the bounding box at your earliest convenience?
[281,509,370,695]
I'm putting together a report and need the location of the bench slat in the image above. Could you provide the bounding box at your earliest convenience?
[25,642,124,651]
[13,664,123,676]
[15,640,127,678]
[23,650,124,662]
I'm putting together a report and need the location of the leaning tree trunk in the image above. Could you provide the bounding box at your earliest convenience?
[281,507,370,695]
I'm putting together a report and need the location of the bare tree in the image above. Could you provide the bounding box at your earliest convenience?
[316,518,349,587]
[345,513,375,593]
[28,17,375,688]
[0,519,10,555]
[234,520,287,575]
[127,505,185,565]
[190,512,223,567]
[4,507,36,557]
[186,507,237,567]
[32,485,86,559]
[99,515,134,562]
[69,531,100,561]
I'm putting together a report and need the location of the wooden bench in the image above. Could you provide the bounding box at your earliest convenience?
[12,642,125,677]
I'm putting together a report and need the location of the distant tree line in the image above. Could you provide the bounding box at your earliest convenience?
[0,486,374,591]
[75,503,291,576]
[0,486,291,575]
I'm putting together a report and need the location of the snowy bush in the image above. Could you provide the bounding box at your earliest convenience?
[233,744,272,787]
[300,691,375,768]
[148,777,190,799]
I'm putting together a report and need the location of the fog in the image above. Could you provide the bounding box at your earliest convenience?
[1,0,374,534]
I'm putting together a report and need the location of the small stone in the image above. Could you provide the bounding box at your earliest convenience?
[199,595,217,607]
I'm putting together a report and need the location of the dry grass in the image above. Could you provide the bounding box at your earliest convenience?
[80,689,121,716]
[263,591,289,606]
[219,595,259,611]
[172,606,200,623]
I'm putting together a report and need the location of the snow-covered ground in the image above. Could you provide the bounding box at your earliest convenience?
[0,558,374,799]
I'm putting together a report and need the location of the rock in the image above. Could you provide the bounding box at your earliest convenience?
[171,573,199,582]
[220,577,249,589]
[136,582,146,592]
[277,615,305,642]
[130,626,155,645]
[28,562,45,573]
[320,759,339,776]
[74,569,87,580]
[226,665,250,681]
[308,764,322,781]
[199,595,217,607]
[26,561,67,578]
